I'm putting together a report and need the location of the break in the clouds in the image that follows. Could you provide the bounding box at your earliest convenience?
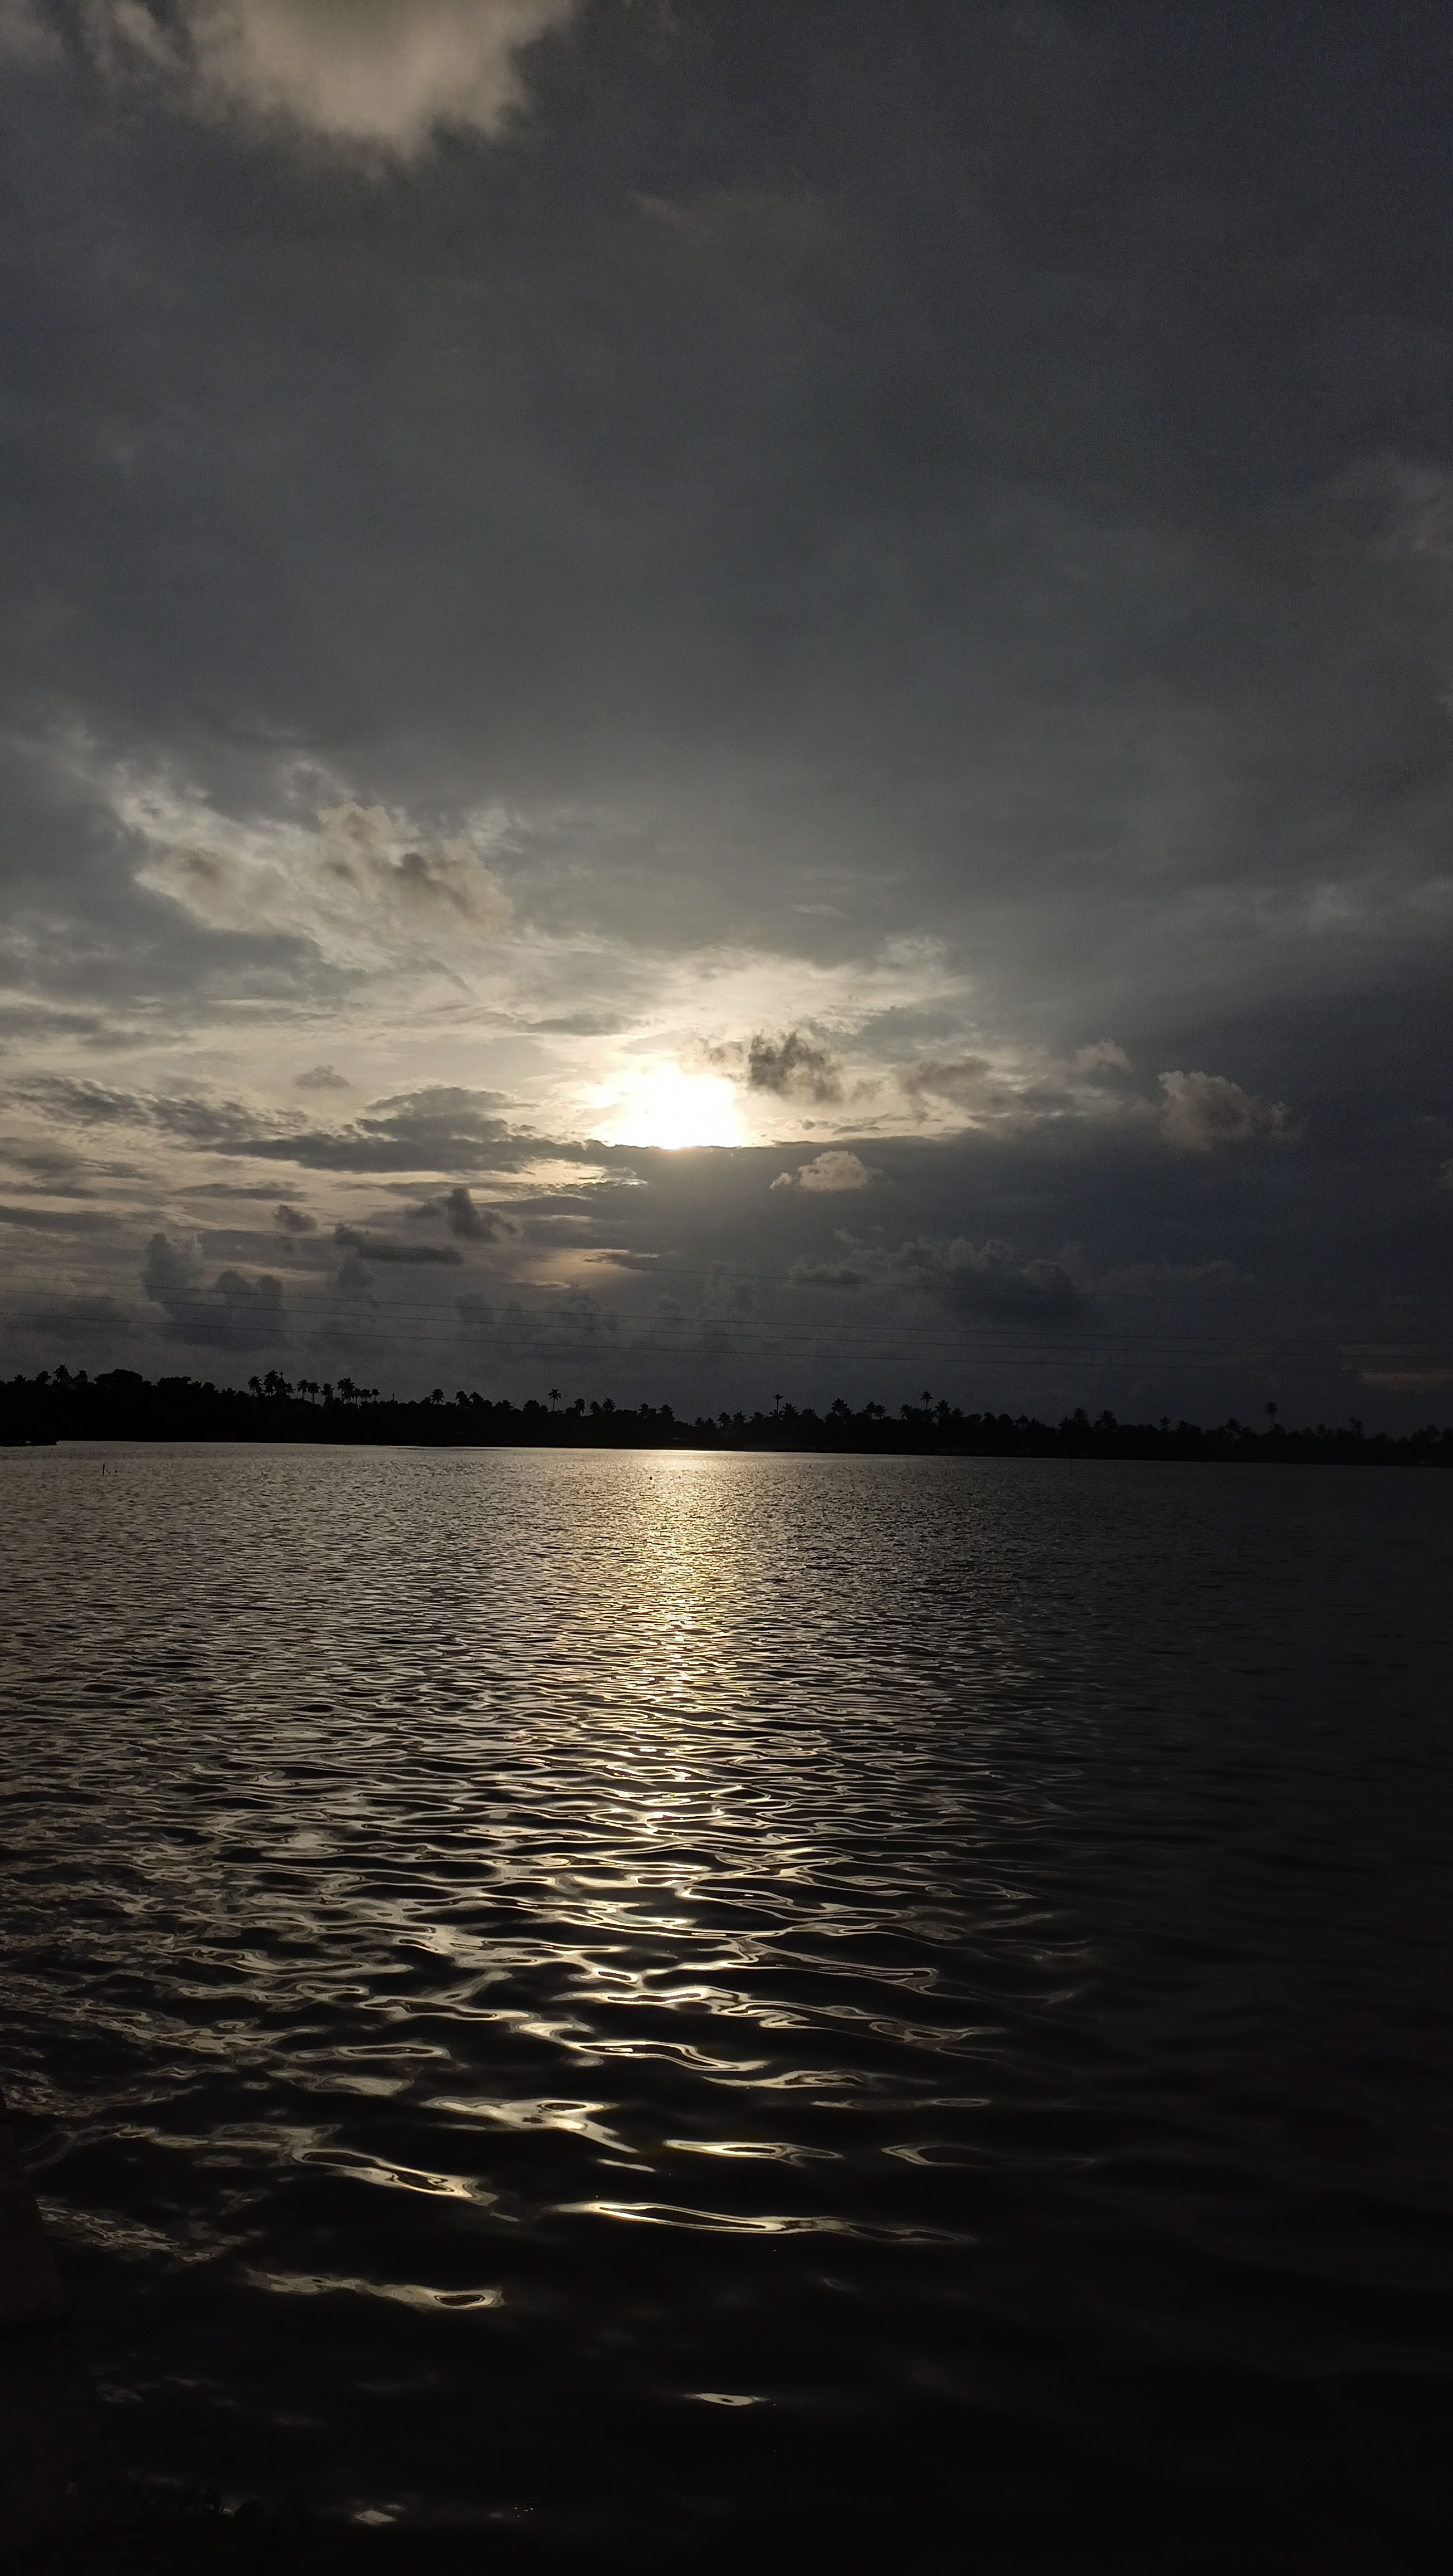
[2,3,1451,1413]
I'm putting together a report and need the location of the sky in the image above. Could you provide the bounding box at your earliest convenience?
[2,0,1451,1419]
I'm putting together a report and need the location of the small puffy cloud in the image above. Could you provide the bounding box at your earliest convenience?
[333,1223,462,1264]
[1437,1158,1453,1193]
[295,1065,350,1093]
[142,1231,286,1348]
[1158,1070,1288,1152]
[1074,1041,1132,1075]
[444,1184,504,1240]
[272,1202,316,1234]
[405,1183,511,1237]
[771,1149,878,1193]
[744,1030,843,1104]
[78,0,576,159]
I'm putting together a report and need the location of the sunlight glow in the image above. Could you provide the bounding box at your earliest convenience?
[596,1066,743,1151]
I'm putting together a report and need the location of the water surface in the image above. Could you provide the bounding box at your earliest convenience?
[3,1448,1450,2568]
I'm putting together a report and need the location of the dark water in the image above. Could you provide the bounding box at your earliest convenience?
[3,1447,1451,2570]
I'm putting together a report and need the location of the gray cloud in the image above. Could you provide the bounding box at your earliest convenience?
[899,1057,995,1112]
[142,1231,286,1347]
[456,1282,622,1365]
[1074,1042,1132,1076]
[294,1065,350,1093]
[272,1202,316,1234]
[788,1258,866,1291]
[790,1233,1086,1323]
[1158,1071,1288,1153]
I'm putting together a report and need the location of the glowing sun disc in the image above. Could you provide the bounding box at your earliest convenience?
[600,1067,742,1150]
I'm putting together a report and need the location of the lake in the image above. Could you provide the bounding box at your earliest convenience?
[3,1447,1450,2570]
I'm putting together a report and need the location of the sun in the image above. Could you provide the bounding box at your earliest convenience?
[597,1065,743,1151]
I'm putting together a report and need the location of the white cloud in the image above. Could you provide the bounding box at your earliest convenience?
[1157,1069,1286,1152]
[772,1149,878,1194]
[80,0,577,157]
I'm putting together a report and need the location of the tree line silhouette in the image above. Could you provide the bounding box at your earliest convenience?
[2,1365,1449,1465]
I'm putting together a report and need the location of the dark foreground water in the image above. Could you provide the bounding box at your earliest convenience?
[3,1447,1451,2572]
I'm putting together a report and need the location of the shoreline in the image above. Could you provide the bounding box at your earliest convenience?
[3,1372,1449,1466]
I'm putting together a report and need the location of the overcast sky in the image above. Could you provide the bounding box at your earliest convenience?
[2,0,1451,1417]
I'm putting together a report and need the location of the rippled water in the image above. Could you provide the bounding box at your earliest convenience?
[3,1447,1451,2569]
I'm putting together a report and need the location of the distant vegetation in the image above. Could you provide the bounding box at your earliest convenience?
[2,1367,1449,1463]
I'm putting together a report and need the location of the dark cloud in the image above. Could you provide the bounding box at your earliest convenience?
[12,1291,140,1339]
[11,1079,298,1153]
[279,1090,532,1176]
[333,1224,463,1265]
[788,1258,866,1291]
[1099,1260,1245,1299]
[272,1202,317,1235]
[8,1077,557,1177]
[443,1184,495,1239]
[403,1184,510,1239]
[792,1234,1087,1323]
[294,1065,350,1093]
[744,1032,843,1105]
[0,1203,118,1232]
